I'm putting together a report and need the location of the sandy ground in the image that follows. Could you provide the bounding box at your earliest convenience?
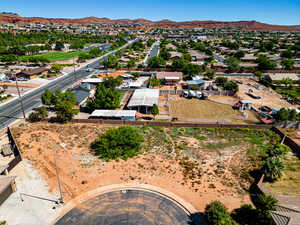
[170,98,260,123]
[232,77,295,109]
[12,122,253,212]
[209,95,239,106]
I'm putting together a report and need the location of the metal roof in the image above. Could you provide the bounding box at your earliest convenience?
[127,88,159,108]
[90,110,136,118]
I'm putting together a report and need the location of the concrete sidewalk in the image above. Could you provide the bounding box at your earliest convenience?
[0,160,62,225]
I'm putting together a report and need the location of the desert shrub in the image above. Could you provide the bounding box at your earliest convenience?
[205,201,239,225]
[28,106,48,122]
[91,126,144,161]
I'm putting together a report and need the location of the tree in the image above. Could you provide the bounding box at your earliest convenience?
[55,100,79,123]
[149,78,161,87]
[41,89,78,122]
[41,89,53,106]
[256,194,278,224]
[147,39,155,47]
[224,56,240,72]
[148,56,165,68]
[182,63,201,78]
[224,81,239,93]
[86,83,121,112]
[151,104,159,118]
[274,108,300,122]
[205,71,215,80]
[263,157,284,181]
[280,50,293,59]
[182,53,192,62]
[281,58,295,70]
[159,48,171,60]
[172,58,186,70]
[91,126,144,161]
[78,52,91,62]
[50,64,63,74]
[256,55,276,70]
[70,41,85,50]
[280,77,293,87]
[205,201,239,225]
[89,48,102,58]
[103,55,119,68]
[127,59,136,68]
[103,77,123,89]
[215,77,228,86]
[28,106,48,122]
[0,54,18,64]
[234,51,245,59]
[231,204,257,225]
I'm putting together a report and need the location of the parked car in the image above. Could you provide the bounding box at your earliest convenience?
[247,93,261,99]
[259,106,272,113]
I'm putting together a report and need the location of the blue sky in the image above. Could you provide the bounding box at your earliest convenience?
[2,0,300,25]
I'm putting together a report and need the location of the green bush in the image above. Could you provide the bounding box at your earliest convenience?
[205,201,239,225]
[91,126,144,161]
[263,157,284,181]
[28,106,48,122]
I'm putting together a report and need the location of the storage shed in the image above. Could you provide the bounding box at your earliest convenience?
[127,88,159,114]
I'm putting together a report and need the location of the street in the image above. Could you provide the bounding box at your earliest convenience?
[0,39,138,129]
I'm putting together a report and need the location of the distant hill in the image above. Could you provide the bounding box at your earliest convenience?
[0,14,299,31]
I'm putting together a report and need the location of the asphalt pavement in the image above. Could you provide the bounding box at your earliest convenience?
[0,39,138,129]
[54,189,202,225]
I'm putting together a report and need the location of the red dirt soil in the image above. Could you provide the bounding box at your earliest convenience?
[12,122,252,212]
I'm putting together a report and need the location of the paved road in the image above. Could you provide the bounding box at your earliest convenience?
[54,189,205,225]
[145,41,160,65]
[0,39,138,129]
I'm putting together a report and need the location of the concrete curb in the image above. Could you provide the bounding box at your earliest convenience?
[51,183,197,225]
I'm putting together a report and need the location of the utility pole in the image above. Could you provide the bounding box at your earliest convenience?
[14,74,26,119]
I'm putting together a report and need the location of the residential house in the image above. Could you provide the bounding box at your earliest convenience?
[127,88,159,114]
[89,110,137,120]
[17,67,49,80]
[156,72,183,85]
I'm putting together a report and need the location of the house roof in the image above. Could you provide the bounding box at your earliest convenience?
[156,72,183,80]
[187,79,206,85]
[90,110,137,118]
[69,85,90,104]
[19,67,48,76]
[127,88,159,108]
[267,73,300,81]
[82,78,103,84]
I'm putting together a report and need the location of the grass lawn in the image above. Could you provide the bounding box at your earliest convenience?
[20,51,84,62]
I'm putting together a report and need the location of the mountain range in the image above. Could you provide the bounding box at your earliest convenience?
[0,14,300,31]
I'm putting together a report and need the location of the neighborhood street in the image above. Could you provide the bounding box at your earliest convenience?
[0,39,138,129]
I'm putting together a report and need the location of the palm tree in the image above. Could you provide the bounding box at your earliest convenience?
[263,157,284,181]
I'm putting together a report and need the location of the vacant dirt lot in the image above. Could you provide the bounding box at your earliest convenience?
[232,77,295,109]
[170,98,260,123]
[12,122,271,211]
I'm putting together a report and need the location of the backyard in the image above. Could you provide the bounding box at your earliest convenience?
[170,98,260,123]
[11,122,277,211]
[264,150,300,196]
